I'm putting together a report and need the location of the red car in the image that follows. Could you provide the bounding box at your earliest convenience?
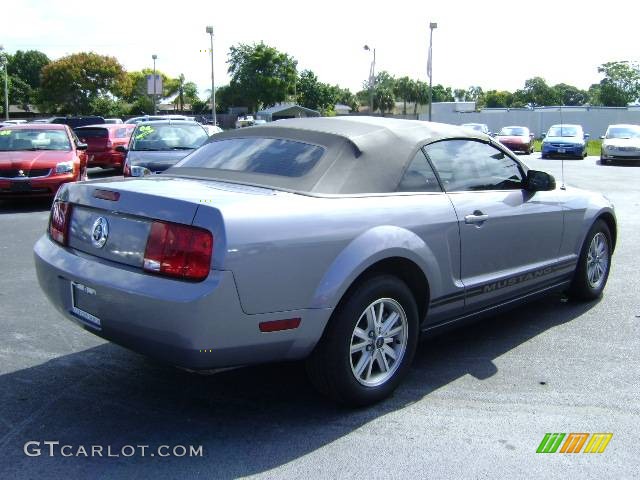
[496,126,535,154]
[0,123,88,197]
[75,123,135,172]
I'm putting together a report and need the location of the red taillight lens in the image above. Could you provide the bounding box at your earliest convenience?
[49,201,72,246]
[143,221,213,281]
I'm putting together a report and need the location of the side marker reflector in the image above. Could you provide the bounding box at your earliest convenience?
[259,318,301,333]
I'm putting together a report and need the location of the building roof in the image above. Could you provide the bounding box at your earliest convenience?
[256,103,320,116]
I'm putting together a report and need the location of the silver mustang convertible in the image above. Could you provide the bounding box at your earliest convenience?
[34,117,616,406]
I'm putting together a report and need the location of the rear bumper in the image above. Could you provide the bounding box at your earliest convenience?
[88,151,124,168]
[501,142,529,152]
[34,235,331,369]
[601,151,640,160]
[0,173,76,197]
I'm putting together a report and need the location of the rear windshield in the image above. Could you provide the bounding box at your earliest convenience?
[173,137,325,177]
[130,123,208,151]
[0,128,71,151]
[75,128,108,138]
[499,127,527,136]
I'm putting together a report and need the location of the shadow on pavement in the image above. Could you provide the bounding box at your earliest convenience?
[0,197,52,214]
[0,293,597,478]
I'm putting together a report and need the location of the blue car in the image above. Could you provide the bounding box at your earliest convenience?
[541,124,589,159]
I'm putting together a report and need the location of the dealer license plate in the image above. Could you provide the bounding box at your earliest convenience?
[70,281,102,329]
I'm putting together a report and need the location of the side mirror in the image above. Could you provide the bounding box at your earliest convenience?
[76,142,88,151]
[529,132,535,138]
[584,133,590,139]
[599,135,605,140]
[115,145,127,153]
[541,133,546,139]
[525,170,556,192]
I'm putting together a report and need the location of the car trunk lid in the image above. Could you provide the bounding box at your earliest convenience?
[76,127,109,152]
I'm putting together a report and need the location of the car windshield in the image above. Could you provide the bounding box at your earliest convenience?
[547,126,579,137]
[173,137,325,177]
[606,126,640,139]
[499,127,527,136]
[130,124,208,151]
[0,129,71,151]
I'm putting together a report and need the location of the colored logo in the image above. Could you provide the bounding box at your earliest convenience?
[536,433,613,454]
[91,217,109,249]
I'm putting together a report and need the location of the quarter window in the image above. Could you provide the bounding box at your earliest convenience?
[424,140,524,191]
[397,151,441,192]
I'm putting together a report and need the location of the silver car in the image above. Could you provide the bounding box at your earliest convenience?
[34,117,616,406]
[600,124,640,164]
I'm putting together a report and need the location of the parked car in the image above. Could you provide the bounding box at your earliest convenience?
[461,123,491,136]
[125,115,190,125]
[120,120,209,176]
[541,124,588,159]
[2,119,28,125]
[0,123,88,197]
[75,124,136,172]
[49,116,106,130]
[34,117,616,406]
[496,126,534,154]
[204,124,223,136]
[104,118,123,124]
[599,124,640,165]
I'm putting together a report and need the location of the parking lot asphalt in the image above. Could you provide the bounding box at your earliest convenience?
[0,157,639,479]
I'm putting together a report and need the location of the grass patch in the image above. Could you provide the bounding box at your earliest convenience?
[533,139,601,156]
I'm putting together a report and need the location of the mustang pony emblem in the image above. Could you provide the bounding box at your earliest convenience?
[91,217,109,248]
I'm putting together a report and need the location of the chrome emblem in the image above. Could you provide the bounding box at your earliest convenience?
[91,217,109,248]
[18,169,26,177]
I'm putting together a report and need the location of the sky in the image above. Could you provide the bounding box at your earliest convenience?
[3,0,640,99]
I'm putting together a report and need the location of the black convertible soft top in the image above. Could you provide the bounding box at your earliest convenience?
[168,116,485,195]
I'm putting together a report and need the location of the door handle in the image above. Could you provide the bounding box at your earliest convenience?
[464,210,489,224]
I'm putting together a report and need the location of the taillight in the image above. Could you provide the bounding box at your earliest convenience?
[143,221,213,281]
[49,201,72,246]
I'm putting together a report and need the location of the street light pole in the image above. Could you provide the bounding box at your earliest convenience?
[0,45,8,121]
[428,22,437,121]
[364,45,375,114]
[206,26,216,126]
[152,54,158,115]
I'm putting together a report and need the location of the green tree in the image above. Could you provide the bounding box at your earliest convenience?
[484,90,514,108]
[552,83,588,106]
[431,84,454,102]
[597,61,640,106]
[414,80,429,115]
[4,50,50,108]
[517,77,560,106]
[373,86,395,115]
[453,88,467,102]
[394,76,415,115]
[227,42,298,112]
[39,52,128,114]
[296,70,332,111]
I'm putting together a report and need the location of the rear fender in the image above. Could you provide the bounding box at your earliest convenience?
[310,225,440,309]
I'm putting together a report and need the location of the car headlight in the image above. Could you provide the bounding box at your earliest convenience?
[55,161,74,174]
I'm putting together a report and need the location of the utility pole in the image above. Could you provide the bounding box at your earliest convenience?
[152,54,158,115]
[0,45,9,121]
[364,45,376,114]
[428,22,437,121]
[205,26,217,126]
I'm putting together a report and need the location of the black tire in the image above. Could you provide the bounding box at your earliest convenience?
[541,153,548,159]
[306,274,419,406]
[567,220,612,301]
[600,156,608,165]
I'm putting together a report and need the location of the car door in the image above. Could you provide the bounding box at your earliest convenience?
[423,139,566,312]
